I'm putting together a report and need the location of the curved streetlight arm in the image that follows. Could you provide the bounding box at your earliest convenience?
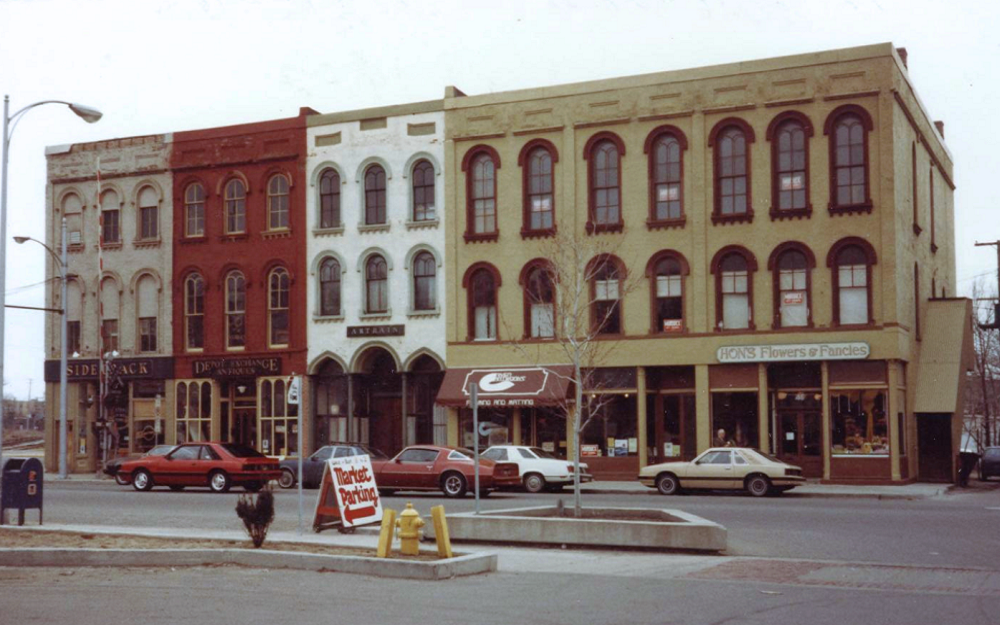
[13,235,65,277]
[4,98,103,148]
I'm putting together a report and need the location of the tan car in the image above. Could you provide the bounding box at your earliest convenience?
[639,447,805,497]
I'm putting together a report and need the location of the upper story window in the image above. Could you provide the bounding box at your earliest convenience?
[225,271,246,349]
[712,247,757,331]
[66,280,82,354]
[62,192,84,247]
[829,239,876,326]
[523,145,555,233]
[365,255,388,313]
[100,189,121,244]
[137,186,159,240]
[768,113,812,217]
[412,160,436,222]
[646,127,686,223]
[522,262,555,339]
[586,133,625,232]
[825,105,873,213]
[710,119,755,223]
[647,252,687,333]
[100,277,120,352]
[185,183,205,237]
[412,252,437,311]
[465,265,499,340]
[267,174,290,230]
[268,267,290,347]
[184,273,205,351]
[224,179,247,234]
[470,153,497,235]
[136,274,158,353]
[770,244,814,328]
[364,165,387,225]
[319,258,341,317]
[590,256,623,335]
[319,169,341,229]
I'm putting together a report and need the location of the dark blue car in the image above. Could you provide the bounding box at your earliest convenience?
[277,443,388,489]
[982,447,1000,481]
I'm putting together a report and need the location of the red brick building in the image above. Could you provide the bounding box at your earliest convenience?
[169,109,315,457]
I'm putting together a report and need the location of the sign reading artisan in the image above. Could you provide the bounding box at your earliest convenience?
[346,325,405,338]
[192,357,282,378]
[462,367,550,407]
[717,342,870,363]
[325,455,382,527]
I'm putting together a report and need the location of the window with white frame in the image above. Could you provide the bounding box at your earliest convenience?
[176,380,212,442]
[137,275,158,352]
[268,267,290,347]
[720,254,750,329]
[185,183,205,237]
[185,274,204,350]
[267,174,290,230]
[137,186,159,240]
[226,271,246,348]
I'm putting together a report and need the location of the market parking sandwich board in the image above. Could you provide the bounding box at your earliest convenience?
[312,454,382,533]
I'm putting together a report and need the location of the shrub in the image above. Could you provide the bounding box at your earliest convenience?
[235,486,275,548]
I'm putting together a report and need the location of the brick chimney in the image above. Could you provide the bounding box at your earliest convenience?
[934,121,945,138]
[896,47,908,69]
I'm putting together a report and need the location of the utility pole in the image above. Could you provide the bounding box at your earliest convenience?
[975,240,1000,330]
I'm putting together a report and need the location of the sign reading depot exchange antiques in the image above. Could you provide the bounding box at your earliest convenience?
[716,341,870,363]
[192,357,282,378]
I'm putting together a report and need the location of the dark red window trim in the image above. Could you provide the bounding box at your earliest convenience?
[462,262,502,341]
[583,131,626,234]
[826,236,878,327]
[710,245,758,331]
[708,118,756,225]
[767,241,816,329]
[518,138,559,238]
[644,125,688,230]
[518,258,557,339]
[766,111,813,221]
[462,145,502,243]
[586,253,627,335]
[824,104,874,216]
[644,249,690,334]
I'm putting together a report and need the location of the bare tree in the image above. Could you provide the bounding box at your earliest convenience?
[967,279,1000,451]
[504,229,644,516]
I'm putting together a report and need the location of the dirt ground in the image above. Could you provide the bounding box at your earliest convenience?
[0,528,444,560]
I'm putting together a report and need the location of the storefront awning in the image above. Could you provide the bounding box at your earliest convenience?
[913,299,975,414]
[436,365,575,408]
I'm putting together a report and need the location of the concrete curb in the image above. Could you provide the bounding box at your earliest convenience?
[0,547,498,580]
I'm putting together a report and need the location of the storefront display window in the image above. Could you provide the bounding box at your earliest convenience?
[314,361,348,445]
[460,408,509,449]
[581,395,637,457]
[711,392,758,448]
[831,389,888,455]
[260,377,299,457]
[176,380,212,442]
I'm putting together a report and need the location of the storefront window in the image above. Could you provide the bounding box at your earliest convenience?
[176,381,212,443]
[315,361,348,444]
[526,407,567,457]
[830,389,888,455]
[259,377,299,457]
[711,392,758,448]
[460,408,509,449]
[581,395,637,457]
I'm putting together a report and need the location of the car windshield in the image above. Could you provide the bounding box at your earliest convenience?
[146,445,174,457]
[529,447,558,459]
[221,444,266,458]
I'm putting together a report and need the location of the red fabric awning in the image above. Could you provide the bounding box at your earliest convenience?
[435,365,575,408]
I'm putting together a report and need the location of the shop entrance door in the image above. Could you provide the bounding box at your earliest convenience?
[370,396,402,456]
[233,409,257,449]
[777,410,822,477]
[917,413,952,482]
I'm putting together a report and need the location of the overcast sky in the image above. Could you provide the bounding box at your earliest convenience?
[1,0,997,400]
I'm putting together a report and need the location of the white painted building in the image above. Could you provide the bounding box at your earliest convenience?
[305,101,447,455]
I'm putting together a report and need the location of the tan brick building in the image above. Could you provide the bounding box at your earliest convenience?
[436,43,973,483]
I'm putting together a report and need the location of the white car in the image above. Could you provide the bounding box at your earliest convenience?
[482,445,593,493]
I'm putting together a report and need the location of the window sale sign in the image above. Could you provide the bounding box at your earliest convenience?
[325,456,382,527]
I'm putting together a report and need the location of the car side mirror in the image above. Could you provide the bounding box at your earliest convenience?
[395,458,403,464]
[693,460,701,465]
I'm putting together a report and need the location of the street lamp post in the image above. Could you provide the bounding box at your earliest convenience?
[1,95,102,472]
[14,222,69,478]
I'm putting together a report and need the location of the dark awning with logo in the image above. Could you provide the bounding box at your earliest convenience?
[435,365,575,408]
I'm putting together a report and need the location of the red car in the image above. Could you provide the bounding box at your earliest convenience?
[119,442,282,493]
[370,445,520,498]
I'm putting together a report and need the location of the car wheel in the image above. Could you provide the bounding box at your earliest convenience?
[656,473,680,496]
[244,482,263,493]
[169,485,185,492]
[441,472,467,498]
[278,469,296,489]
[209,470,231,493]
[746,475,771,498]
[132,470,153,492]
[114,473,129,486]
[523,473,546,494]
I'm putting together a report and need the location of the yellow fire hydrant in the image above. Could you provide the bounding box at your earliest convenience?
[396,503,425,556]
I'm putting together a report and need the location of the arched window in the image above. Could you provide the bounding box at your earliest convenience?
[470,153,497,235]
[100,277,120,352]
[833,245,873,325]
[137,275,158,353]
[712,248,756,330]
[184,274,205,350]
[225,271,246,349]
[590,257,623,335]
[469,269,497,340]
[523,264,555,339]
[62,192,84,247]
[66,280,82,354]
[267,174,290,230]
[650,133,683,221]
[225,179,246,234]
[268,267,290,347]
[412,160,435,222]
[364,165,387,225]
[825,105,873,212]
[100,189,120,244]
[365,255,388,313]
[137,186,159,240]
[319,258,341,317]
[412,252,436,311]
[185,183,205,237]
[774,249,810,328]
[650,254,685,333]
[589,140,622,229]
[714,125,750,219]
[319,169,341,229]
[525,147,554,231]
[772,119,809,213]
